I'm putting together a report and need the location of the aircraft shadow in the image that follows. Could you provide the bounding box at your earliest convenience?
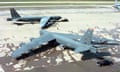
[63,46,111,61]
[16,43,111,61]
[16,39,60,60]
[81,51,111,60]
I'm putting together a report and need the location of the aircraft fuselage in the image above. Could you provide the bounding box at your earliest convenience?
[14,16,61,22]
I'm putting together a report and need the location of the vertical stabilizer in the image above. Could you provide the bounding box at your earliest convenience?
[10,8,21,19]
[80,28,94,45]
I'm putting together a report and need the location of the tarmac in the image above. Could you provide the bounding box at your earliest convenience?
[0,6,120,72]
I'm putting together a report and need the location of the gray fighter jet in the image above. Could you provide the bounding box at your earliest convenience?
[11,29,119,59]
[7,8,68,29]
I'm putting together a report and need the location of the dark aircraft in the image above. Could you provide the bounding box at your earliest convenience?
[7,8,68,29]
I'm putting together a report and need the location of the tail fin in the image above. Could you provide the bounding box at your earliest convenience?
[80,28,94,45]
[10,8,21,19]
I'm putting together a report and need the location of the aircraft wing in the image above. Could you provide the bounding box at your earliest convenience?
[55,32,119,45]
[11,34,55,58]
[94,46,112,50]
[40,30,119,45]
[40,16,51,28]
[92,44,118,52]
[92,36,120,45]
